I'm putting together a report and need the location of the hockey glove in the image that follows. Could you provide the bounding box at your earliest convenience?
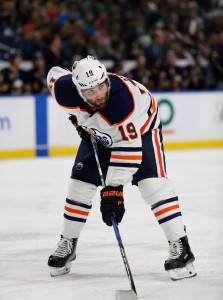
[100,185,125,226]
[68,115,91,143]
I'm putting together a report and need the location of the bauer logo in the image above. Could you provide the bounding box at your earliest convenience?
[83,126,113,147]
[0,116,11,130]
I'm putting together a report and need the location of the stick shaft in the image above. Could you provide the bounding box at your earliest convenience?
[91,136,137,295]
[91,136,105,188]
[111,215,137,294]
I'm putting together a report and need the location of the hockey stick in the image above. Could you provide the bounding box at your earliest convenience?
[110,215,138,300]
[91,135,137,300]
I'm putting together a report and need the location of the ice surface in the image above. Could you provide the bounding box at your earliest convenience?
[0,149,223,300]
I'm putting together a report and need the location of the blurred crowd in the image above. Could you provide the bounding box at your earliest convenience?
[0,0,223,94]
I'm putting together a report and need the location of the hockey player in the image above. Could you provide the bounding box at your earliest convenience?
[47,55,197,280]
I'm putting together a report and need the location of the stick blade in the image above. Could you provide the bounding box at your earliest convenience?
[115,289,137,300]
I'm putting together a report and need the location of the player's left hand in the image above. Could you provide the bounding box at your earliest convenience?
[69,115,91,143]
[100,185,125,226]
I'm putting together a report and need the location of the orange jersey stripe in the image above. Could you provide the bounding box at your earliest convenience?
[154,129,165,177]
[154,204,179,217]
[111,154,142,160]
[64,206,89,216]
[140,96,157,135]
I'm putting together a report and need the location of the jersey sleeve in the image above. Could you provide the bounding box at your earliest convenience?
[47,66,71,99]
[47,66,90,120]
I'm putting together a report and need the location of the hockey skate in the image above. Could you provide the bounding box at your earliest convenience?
[48,235,78,277]
[164,236,197,280]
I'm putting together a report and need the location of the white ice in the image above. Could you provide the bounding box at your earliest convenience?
[0,148,223,300]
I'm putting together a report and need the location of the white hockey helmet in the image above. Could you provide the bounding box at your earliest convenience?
[72,55,109,101]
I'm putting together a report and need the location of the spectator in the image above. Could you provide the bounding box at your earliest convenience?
[42,34,64,71]
[210,31,223,88]
[108,55,126,75]
[157,50,184,91]
[26,52,48,94]
[0,52,29,94]
[146,29,169,69]
[126,55,150,88]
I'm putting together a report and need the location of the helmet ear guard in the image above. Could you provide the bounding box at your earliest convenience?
[72,56,110,101]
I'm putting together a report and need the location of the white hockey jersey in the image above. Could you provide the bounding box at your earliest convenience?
[47,67,161,186]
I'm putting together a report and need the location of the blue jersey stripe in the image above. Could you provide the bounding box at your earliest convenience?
[64,213,87,223]
[109,162,140,168]
[158,212,182,224]
[111,147,142,152]
[151,197,178,210]
[66,198,92,209]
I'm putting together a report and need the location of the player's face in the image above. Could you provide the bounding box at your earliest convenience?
[82,80,109,109]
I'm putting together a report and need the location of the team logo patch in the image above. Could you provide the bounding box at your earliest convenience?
[76,162,83,170]
[82,126,113,147]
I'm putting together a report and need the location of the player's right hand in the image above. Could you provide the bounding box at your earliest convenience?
[100,185,125,226]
